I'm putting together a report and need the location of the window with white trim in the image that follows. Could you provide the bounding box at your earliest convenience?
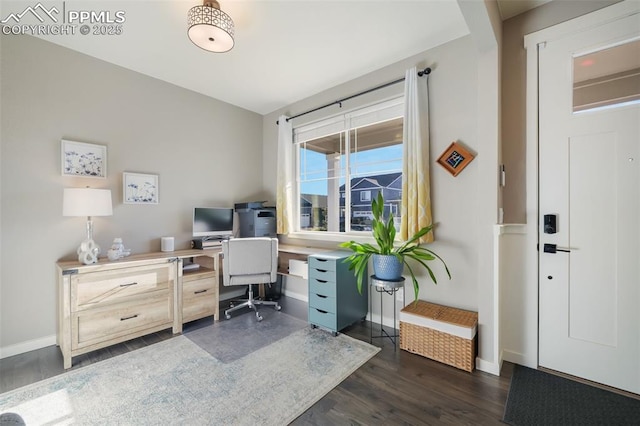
[294,98,403,234]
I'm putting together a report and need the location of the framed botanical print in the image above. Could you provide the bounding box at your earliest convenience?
[61,140,107,178]
[123,172,159,204]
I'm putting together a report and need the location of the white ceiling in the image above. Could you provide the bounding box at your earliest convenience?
[4,0,548,115]
[497,0,552,20]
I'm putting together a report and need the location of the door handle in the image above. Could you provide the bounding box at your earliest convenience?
[543,243,571,253]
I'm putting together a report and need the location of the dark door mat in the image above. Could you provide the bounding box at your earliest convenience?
[503,364,640,425]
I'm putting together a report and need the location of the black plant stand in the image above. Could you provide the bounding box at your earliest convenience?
[369,275,405,349]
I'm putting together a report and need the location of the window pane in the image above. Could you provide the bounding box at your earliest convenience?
[573,39,640,113]
[295,99,404,234]
[298,132,345,232]
[343,118,403,233]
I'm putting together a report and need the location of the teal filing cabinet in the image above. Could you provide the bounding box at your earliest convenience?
[308,250,368,335]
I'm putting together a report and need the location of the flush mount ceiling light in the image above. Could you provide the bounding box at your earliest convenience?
[188,0,234,53]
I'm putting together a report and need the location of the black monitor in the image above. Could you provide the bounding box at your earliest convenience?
[193,207,234,239]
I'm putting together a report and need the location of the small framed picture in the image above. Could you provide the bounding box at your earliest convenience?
[437,141,475,177]
[61,139,107,178]
[123,172,159,204]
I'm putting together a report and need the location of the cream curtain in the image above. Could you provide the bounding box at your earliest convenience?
[276,115,294,234]
[401,67,433,243]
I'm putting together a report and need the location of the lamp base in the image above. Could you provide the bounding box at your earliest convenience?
[77,239,100,264]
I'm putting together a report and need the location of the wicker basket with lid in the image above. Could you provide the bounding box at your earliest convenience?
[399,300,478,372]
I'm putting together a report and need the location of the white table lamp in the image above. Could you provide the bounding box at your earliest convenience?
[63,188,113,264]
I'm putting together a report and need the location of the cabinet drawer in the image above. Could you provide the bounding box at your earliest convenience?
[182,276,216,323]
[182,272,216,289]
[309,308,337,331]
[73,291,172,349]
[309,293,336,313]
[309,277,336,298]
[182,292,216,323]
[308,267,336,282]
[72,263,172,312]
[309,256,336,272]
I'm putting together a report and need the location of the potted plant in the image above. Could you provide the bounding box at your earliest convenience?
[340,193,450,303]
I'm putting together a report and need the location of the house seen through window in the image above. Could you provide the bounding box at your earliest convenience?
[294,98,403,234]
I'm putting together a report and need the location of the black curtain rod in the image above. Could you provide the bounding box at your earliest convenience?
[276,67,431,125]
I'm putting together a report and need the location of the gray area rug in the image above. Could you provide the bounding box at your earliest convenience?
[0,328,379,425]
[503,364,640,425]
[185,310,308,363]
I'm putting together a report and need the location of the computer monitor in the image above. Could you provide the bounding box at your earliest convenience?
[193,207,234,239]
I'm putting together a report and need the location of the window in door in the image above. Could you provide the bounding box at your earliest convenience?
[573,39,640,113]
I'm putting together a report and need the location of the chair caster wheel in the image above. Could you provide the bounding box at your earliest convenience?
[275,305,281,311]
[311,324,317,329]
[225,314,231,320]
[256,314,263,322]
[229,302,235,308]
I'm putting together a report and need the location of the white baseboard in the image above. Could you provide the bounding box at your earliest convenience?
[370,312,397,329]
[0,335,57,359]
[218,288,246,301]
[475,357,501,376]
[502,349,537,369]
[283,289,308,303]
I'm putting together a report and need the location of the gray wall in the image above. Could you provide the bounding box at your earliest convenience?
[0,35,264,352]
[501,0,620,223]
[262,36,480,323]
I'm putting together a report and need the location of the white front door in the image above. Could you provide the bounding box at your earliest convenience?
[538,11,640,394]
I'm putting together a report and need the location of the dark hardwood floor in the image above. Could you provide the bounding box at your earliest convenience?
[0,296,512,425]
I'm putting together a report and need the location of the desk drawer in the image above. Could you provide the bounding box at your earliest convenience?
[308,256,337,272]
[72,263,172,312]
[309,293,336,313]
[309,277,336,298]
[309,307,337,331]
[308,267,335,283]
[182,276,216,323]
[73,290,172,349]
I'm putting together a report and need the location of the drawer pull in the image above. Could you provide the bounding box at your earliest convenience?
[316,279,328,283]
[317,294,328,299]
[120,314,139,321]
[315,309,328,314]
[316,258,328,262]
[194,289,208,294]
[316,269,328,273]
[119,282,138,288]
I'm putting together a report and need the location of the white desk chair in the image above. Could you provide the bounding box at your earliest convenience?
[221,237,281,321]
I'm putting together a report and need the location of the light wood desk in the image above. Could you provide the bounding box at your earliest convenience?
[56,244,329,368]
[277,244,331,276]
[56,249,218,369]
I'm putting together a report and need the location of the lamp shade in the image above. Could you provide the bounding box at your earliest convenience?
[188,0,234,53]
[63,188,113,217]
